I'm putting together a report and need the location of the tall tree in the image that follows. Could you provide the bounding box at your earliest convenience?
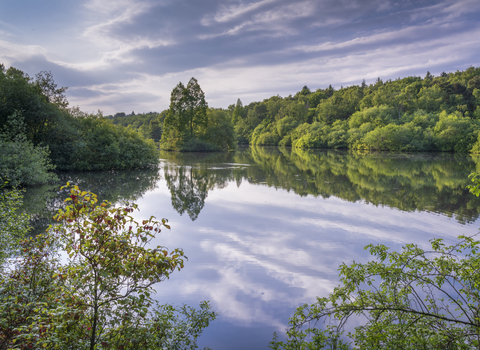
[231,98,244,125]
[161,78,209,150]
[184,77,208,138]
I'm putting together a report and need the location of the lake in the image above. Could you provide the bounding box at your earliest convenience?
[24,146,480,349]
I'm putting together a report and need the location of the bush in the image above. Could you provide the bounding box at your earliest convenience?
[358,123,425,151]
[348,105,396,128]
[58,115,159,171]
[433,111,479,152]
[0,113,58,186]
[0,184,216,349]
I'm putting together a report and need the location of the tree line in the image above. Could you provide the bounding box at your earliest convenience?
[5,64,480,187]
[0,65,159,187]
[115,67,480,154]
[229,67,480,152]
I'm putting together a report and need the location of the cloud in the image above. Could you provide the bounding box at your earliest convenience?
[0,0,479,114]
[0,40,47,68]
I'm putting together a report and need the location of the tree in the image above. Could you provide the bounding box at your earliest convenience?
[34,70,68,108]
[231,98,244,125]
[271,174,480,350]
[0,65,63,145]
[162,78,236,151]
[184,78,208,137]
[299,86,311,96]
[149,120,162,142]
[0,184,216,349]
[0,65,158,172]
[164,78,207,140]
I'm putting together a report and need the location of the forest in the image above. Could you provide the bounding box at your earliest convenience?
[114,66,480,153]
[232,67,480,152]
[0,64,159,186]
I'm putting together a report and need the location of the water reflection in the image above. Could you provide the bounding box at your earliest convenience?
[160,146,480,224]
[22,168,161,236]
[162,152,233,221]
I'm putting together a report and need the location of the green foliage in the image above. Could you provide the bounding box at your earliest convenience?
[231,98,244,125]
[161,78,208,149]
[0,183,30,266]
[201,108,236,150]
[63,114,159,171]
[0,64,159,172]
[108,111,163,141]
[317,86,363,124]
[0,184,216,349]
[149,120,162,142]
[230,66,480,152]
[161,78,235,151]
[358,124,426,151]
[433,111,480,152]
[0,112,58,186]
[272,229,480,348]
[348,105,396,129]
[0,65,66,146]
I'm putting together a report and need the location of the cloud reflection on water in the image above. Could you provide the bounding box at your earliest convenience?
[134,168,480,349]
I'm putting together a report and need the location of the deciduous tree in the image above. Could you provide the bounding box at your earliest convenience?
[0,184,216,349]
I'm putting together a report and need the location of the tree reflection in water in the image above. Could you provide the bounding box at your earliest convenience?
[24,147,480,231]
[22,168,161,236]
[161,146,480,224]
[161,151,234,221]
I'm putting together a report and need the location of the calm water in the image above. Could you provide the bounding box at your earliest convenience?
[25,146,480,349]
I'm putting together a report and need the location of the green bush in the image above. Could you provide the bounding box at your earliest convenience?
[433,111,479,152]
[0,113,58,186]
[348,105,396,128]
[358,123,425,151]
[56,115,159,171]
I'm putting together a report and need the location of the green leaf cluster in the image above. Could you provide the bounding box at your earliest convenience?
[0,111,58,187]
[0,182,30,266]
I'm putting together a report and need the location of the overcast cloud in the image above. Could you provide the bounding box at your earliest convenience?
[1,0,480,114]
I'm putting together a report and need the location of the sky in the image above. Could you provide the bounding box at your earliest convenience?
[1,0,480,115]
